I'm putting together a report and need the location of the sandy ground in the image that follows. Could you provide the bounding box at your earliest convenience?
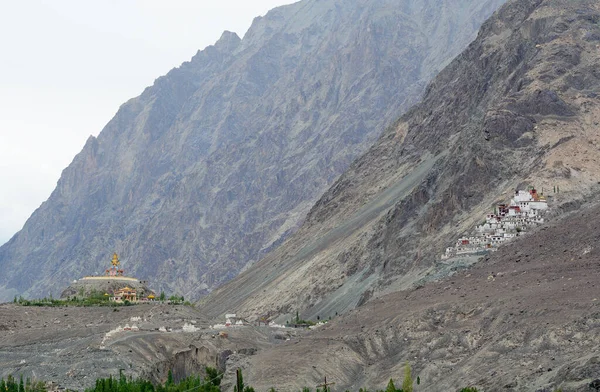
[0,303,299,390]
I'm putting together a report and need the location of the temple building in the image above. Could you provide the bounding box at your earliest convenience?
[110,286,137,303]
[60,252,156,302]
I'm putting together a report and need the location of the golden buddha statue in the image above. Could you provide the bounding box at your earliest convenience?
[111,253,120,267]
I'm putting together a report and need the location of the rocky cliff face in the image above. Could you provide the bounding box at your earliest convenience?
[0,0,506,301]
[201,0,600,321]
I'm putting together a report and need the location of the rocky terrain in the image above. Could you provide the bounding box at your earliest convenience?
[201,0,600,323]
[0,0,506,302]
[232,198,600,392]
[0,303,300,390]
[2,193,599,392]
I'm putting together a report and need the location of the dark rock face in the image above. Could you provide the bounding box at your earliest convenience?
[200,0,600,321]
[0,0,506,301]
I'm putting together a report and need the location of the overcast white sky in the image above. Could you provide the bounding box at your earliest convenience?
[0,0,297,246]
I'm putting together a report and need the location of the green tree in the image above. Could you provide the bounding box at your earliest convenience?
[234,369,244,392]
[385,379,396,392]
[166,369,173,387]
[402,362,413,392]
[204,367,221,386]
[160,291,166,301]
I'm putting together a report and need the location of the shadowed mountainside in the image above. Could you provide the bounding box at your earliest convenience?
[0,0,506,301]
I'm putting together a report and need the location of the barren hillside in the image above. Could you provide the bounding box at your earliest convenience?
[234,199,600,392]
[201,0,600,323]
[2,201,599,391]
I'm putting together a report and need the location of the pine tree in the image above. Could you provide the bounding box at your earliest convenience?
[204,367,221,386]
[166,370,173,387]
[234,369,244,392]
[385,378,396,392]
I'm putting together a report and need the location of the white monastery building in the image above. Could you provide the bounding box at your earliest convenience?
[442,188,549,259]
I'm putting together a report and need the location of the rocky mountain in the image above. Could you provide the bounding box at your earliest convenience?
[201,0,600,322]
[0,0,507,301]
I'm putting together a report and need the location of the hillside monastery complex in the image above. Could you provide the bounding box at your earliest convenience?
[443,188,549,259]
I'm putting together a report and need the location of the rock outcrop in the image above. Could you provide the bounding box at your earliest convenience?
[0,0,506,301]
[201,0,600,322]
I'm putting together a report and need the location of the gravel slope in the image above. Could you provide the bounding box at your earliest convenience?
[236,201,600,391]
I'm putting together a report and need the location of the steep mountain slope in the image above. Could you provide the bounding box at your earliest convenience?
[201,0,600,321]
[234,199,600,391]
[0,0,507,301]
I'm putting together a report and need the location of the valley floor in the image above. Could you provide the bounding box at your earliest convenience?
[0,303,298,390]
[2,202,600,392]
